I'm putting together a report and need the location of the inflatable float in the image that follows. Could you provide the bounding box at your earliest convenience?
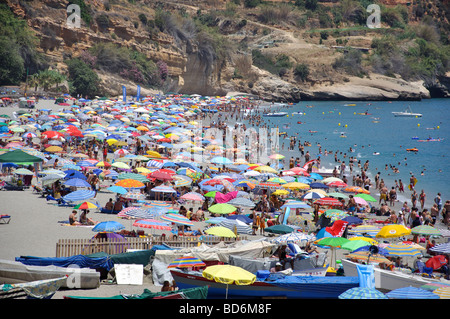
[406,148,419,152]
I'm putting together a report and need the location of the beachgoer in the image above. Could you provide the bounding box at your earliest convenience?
[69,210,81,225]
[270,262,283,273]
[161,280,174,292]
[389,187,397,207]
[79,210,96,225]
[419,190,426,210]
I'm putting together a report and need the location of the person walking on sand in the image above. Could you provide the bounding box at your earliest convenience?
[419,190,426,210]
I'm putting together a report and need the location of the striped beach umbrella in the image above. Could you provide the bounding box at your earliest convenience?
[167,256,206,269]
[161,213,193,226]
[411,225,442,236]
[338,287,387,299]
[386,286,439,299]
[62,189,96,202]
[430,242,450,254]
[432,287,450,299]
[151,185,176,193]
[218,219,252,235]
[73,201,99,210]
[385,243,422,257]
[348,225,380,237]
[92,221,125,233]
[272,232,313,245]
[118,207,152,219]
[180,192,205,201]
[133,219,171,231]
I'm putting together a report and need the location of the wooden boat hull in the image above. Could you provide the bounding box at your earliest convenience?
[170,270,359,299]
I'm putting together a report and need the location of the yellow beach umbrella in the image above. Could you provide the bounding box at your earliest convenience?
[45,146,63,153]
[254,165,277,173]
[433,287,450,299]
[146,150,161,158]
[136,126,149,131]
[282,182,310,190]
[106,138,118,146]
[202,265,256,299]
[376,224,411,239]
[348,237,378,245]
[205,226,236,238]
[111,162,131,170]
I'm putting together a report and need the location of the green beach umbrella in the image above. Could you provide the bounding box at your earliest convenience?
[341,239,372,251]
[411,225,442,236]
[264,224,294,234]
[208,203,237,215]
[355,193,377,202]
[204,191,218,198]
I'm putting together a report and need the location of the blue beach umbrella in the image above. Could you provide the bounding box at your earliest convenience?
[386,286,440,299]
[339,287,388,299]
[64,178,91,188]
[107,185,127,195]
[92,221,125,233]
[62,189,96,202]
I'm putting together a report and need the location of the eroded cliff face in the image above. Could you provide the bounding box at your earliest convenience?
[6,0,448,101]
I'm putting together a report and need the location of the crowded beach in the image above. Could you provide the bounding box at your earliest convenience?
[0,94,450,300]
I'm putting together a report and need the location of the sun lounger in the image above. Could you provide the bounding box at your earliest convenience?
[0,215,11,224]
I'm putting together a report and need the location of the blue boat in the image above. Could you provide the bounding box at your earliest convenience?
[170,270,359,299]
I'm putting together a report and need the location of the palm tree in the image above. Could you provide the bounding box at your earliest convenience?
[28,73,40,92]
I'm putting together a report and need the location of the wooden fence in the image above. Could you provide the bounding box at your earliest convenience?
[56,236,248,257]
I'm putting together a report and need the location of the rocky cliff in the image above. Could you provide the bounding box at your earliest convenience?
[6,0,450,101]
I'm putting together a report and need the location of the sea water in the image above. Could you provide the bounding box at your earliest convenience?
[253,98,449,208]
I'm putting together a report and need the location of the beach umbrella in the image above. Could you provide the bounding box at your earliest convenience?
[151,185,176,193]
[386,286,439,299]
[202,265,256,299]
[384,243,422,257]
[208,203,237,215]
[272,189,290,196]
[324,209,348,221]
[205,217,227,224]
[411,225,442,236]
[64,178,91,188]
[45,146,64,153]
[341,240,372,251]
[107,185,128,195]
[343,186,370,194]
[13,168,34,175]
[341,216,363,225]
[123,191,146,200]
[111,162,130,170]
[117,173,148,183]
[432,287,450,299]
[115,179,145,189]
[218,219,252,235]
[282,182,310,190]
[345,251,393,264]
[264,224,294,234]
[210,156,233,165]
[348,237,378,245]
[314,197,343,207]
[133,219,171,231]
[327,181,348,188]
[63,189,96,202]
[148,171,173,181]
[167,256,206,269]
[161,213,193,226]
[309,182,329,189]
[430,242,450,254]
[180,192,205,202]
[355,193,377,202]
[309,172,323,180]
[73,201,99,210]
[338,287,387,299]
[254,165,277,174]
[376,224,411,238]
[300,191,325,200]
[92,221,125,233]
[348,225,380,237]
[353,197,369,206]
[64,170,86,180]
[315,237,350,248]
[226,197,255,208]
[327,192,348,199]
[272,232,313,245]
[205,226,237,238]
[286,167,309,176]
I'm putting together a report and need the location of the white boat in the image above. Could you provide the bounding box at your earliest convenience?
[263,112,288,117]
[0,259,100,289]
[341,259,449,291]
[392,106,422,117]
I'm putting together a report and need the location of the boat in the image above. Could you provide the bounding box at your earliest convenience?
[263,112,287,117]
[64,285,209,300]
[170,269,359,299]
[0,276,67,299]
[406,148,419,152]
[341,259,450,291]
[0,259,100,289]
[417,138,444,142]
[392,106,422,117]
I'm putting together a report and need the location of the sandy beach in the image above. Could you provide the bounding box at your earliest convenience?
[0,99,448,300]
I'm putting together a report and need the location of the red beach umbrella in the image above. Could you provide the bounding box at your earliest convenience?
[314,197,344,206]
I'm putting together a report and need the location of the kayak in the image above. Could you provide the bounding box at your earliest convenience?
[406,148,419,152]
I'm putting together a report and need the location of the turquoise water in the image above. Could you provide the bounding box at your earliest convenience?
[255,99,449,208]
